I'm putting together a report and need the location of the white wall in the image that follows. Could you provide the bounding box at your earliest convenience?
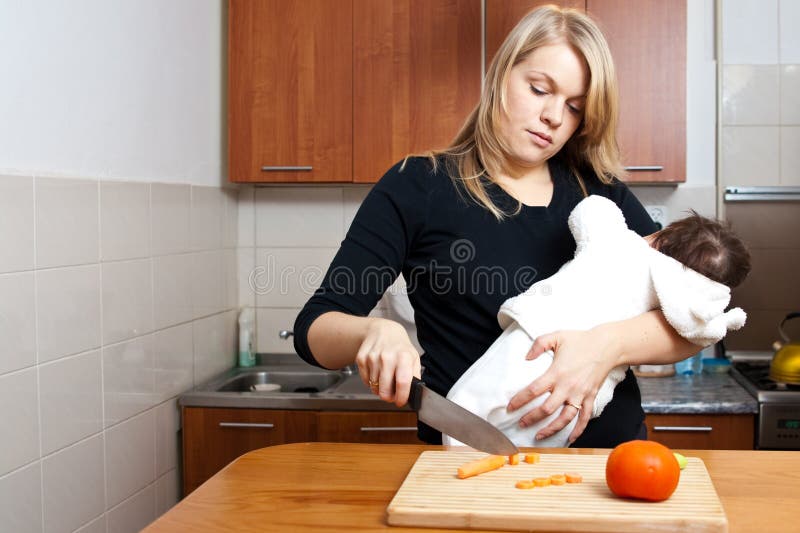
[0,0,225,186]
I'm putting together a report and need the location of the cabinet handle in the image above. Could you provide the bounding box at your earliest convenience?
[261,166,313,172]
[625,166,663,172]
[653,426,712,432]
[219,422,275,429]
[360,426,418,432]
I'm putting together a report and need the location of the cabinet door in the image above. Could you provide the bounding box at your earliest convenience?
[587,0,686,183]
[182,407,316,496]
[485,1,585,65]
[317,411,425,444]
[644,414,755,450]
[353,0,482,183]
[228,0,353,183]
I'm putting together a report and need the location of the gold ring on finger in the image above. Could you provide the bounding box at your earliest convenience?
[369,379,379,388]
[565,401,581,410]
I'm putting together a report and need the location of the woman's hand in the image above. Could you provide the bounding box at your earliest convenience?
[506,327,618,444]
[355,318,422,407]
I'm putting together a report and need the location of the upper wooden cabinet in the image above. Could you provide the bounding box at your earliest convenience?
[353,0,481,183]
[484,0,686,184]
[229,0,685,184]
[229,0,481,184]
[228,0,353,183]
[587,0,686,183]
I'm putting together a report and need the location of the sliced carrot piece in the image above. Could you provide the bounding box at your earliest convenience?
[457,455,507,479]
[532,477,551,487]
[508,453,520,465]
[515,480,535,489]
[549,474,566,485]
[565,472,583,483]
[523,453,540,464]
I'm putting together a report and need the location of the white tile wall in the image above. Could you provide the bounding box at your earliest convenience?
[151,184,191,256]
[780,127,800,185]
[0,462,42,533]
[0,368,39,476]
[721,0,800,187]
[722,65,780,125]
[722,0,778,64]
[102,259,154,345]
[39,350,103,455]
[35,178,99,269]
[190,186,223,251]
[256,307,303,354]
[100,181,150,261]
[782,65,800,124]
[106,485,155,533]
[36,264,102,363]
[0,171,238,532]
[152,253,193,329]
[0,271,36,374]
[779,0,800,64]
[0,175,34,274]
[255,188,344,247]
[253,248,338,308]
[721,126,781,186]
[103,336,156,428]
[42,435,105,533]
[105,411,155,509]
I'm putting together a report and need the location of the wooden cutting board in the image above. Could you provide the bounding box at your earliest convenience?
[387,451,728,532]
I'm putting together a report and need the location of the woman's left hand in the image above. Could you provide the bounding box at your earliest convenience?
[506,327,617,444]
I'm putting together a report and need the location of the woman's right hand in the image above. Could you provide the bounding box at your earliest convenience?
[355,318,421,407]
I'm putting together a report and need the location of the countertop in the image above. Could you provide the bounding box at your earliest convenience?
[143,442,799,533]
[180,355,758,415]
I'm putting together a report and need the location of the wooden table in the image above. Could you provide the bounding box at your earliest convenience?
[144,443,800,533]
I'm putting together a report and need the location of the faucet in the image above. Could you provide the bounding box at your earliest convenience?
[278,330,293,340]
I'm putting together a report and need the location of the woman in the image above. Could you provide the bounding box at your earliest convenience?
[293,5,698,447]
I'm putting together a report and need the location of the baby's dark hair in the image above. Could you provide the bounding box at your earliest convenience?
[651,212,751,288]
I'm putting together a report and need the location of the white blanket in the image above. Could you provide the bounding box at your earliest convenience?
[444,195,747,448]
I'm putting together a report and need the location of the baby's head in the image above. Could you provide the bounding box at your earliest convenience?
[648,212,751,288]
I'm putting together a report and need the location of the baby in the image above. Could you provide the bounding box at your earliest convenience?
[444,195,751,448]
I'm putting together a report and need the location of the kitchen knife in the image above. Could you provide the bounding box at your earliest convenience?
[408,377,518,456]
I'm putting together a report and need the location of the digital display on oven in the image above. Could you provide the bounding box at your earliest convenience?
[778,419,800,430]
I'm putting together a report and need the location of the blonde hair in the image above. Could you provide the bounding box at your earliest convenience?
[409,4,623,220]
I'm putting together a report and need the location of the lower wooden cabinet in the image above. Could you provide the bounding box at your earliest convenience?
[182,407,316,496]
[317,411,425,444]
[182,407,422,496]
[644,414,755,450]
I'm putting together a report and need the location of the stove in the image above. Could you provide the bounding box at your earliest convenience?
[731,361,800,450]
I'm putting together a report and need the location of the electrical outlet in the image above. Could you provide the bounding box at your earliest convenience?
[644,205,668,230]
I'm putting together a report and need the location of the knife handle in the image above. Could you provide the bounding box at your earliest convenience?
[408,377,424,411]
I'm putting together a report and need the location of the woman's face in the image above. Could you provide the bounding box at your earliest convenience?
[497,40,589,173]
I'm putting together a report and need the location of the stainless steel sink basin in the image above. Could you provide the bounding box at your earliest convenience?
[215,370,343,394]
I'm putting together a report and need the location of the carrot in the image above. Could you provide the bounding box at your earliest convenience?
[533,477,551,487]
[457,455,507,479]
[515,480,535,489]
[523,453,540,464]
[549,474,566,485]
[565,472,583,483]
[508,453,520,465]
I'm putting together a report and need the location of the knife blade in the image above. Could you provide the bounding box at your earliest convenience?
[408,377,518,456]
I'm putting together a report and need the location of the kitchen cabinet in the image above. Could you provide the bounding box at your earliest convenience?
[485,0,686,184]
[182,407,316,496]
[228,0,353,183]
[183,407,422,496]
[317,411,425,444]
[229,0,481,184]
[644,413,755,450]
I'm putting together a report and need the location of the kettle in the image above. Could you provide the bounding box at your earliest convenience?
[770,312,800,384]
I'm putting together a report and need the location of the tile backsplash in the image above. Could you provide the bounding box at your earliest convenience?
[721,0,800,187]
[0,173,238,533]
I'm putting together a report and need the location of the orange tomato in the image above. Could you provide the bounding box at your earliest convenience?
[605,440,680,502]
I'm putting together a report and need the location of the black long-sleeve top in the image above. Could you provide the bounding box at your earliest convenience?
[294,156,658,447]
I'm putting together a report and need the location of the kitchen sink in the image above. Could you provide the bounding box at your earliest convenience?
[215,370,344,394]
